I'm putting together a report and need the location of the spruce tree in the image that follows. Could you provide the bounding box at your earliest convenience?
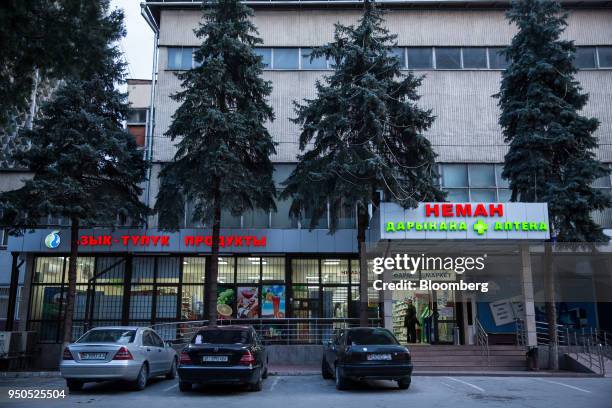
[0,7,149,344]
[282,1,444,325]
[497,0,610,368]
[155,0,276,326]
[0,1,127,127]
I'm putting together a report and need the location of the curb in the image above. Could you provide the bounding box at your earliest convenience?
[0,371,61,378]
[268,369,601,378]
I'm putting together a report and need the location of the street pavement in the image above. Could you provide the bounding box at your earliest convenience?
[1,374,611,408]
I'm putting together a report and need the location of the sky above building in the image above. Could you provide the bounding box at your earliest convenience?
[112,0,154,80]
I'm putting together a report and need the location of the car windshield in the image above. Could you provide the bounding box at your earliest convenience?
[192,330,250,345]
[77,329,136,344]
[347,329,398,345]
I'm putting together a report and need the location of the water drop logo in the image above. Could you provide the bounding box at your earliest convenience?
[44,230,61,249]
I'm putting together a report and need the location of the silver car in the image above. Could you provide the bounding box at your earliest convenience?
[60,326,178,391]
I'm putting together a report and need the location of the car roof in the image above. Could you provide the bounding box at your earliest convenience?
[196,325,253,331]
[88,326,143,331]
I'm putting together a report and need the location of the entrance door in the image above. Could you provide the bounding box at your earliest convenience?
[433,289,456,344]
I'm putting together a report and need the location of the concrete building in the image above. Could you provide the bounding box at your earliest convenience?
[3,0,612,370]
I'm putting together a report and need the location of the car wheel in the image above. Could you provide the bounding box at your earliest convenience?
[335,366,349,390]
[165,358,177,380]
[179,381,192,392]
[262,359,269,379]
[66,380,83,392]
[321,357,332,379]
[133,363,149,391]
[397,377,411,390]
[250,377,263,392]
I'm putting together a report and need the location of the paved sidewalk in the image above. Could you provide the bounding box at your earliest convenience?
[267,364,601,377]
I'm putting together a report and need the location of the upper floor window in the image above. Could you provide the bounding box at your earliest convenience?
[167,46,611,72]
[167,47,197,70]
[127,108,147,124]
[440,163,510,202]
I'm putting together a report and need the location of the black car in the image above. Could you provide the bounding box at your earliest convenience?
[322,327,413,390]
[177,325,268,392]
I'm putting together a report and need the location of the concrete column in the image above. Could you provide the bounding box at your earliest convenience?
[18,254,34,331]
[382,268,393,330]
[520,244,537,347]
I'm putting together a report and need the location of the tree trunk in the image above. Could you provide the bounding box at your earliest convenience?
[207,182,222,327]
[544,242,559,370]
[357,204,369,327]
[62,218,79,345]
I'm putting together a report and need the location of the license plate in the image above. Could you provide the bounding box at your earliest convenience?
[80,352,106,360]
[202,355,228,362]
[367,353,392,361]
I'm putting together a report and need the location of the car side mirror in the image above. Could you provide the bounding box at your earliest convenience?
[165,341,172,348]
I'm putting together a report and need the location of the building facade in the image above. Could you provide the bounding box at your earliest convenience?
[3,0,612,365]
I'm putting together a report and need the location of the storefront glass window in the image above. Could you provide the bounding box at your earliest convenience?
[95,257,125,283]
[237,257,261,284]
[74,258,95,283]
[262,257,285,281]
[322,287,349,318]
[132,257,155,283]
[321,259,349,284]
[34,257,64,284]
[470,189,496,202]
[155,287,178,319]
[157,257,180,283]
[181,285,204,320]
[217,257,235,284]
[129,285,154,320]
[292,259,319,284]
[182,257,206,284]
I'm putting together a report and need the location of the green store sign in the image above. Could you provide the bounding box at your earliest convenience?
[385,219,548,235]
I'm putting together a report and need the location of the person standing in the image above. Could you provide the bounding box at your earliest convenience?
[403,299,419,343]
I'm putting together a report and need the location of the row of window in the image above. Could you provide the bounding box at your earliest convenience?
[167,46,612,71]
[28,255,364,342]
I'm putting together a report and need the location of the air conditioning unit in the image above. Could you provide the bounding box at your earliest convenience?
[0,332,20,358]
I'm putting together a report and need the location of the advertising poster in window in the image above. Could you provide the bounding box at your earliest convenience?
[237,286,259,318]
[216,287,235,319]
[262,285,285,318]
[42,286,65,319]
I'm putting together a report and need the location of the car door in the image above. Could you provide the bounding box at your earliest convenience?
[325,330,342,368]
[142,330,161,374]
[150,331,170,373]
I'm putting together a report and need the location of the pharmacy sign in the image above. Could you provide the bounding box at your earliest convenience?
[377,202,549,240]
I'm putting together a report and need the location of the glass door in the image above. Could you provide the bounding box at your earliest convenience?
[433,289,456,344]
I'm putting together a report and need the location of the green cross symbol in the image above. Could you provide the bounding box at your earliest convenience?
[473,220,489,235]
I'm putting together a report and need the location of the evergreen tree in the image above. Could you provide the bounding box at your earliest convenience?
[499,0,610,241]
[282,1,444,325]
[0,0,126,127]
[0,6,149,344]
[155,0,276,326]
[497,0,610,368]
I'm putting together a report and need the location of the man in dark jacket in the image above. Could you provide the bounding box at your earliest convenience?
[403,299,419,343]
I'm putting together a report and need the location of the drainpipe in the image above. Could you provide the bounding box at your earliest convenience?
[141,3,160,228]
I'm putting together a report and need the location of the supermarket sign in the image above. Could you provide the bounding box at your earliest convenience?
[377,202,549,240]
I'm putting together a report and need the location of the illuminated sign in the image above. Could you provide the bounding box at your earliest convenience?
[377,202,549,240]
[44,230,61,249]
[78,234,266,248]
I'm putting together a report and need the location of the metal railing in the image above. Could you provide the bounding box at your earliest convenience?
[149,318,382,347]
[474,317,489,365]
[533,320,608,376]
[564,327,607,377]
[515,318,526,349]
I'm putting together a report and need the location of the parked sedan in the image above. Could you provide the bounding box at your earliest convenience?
[177,325,268,392]
[322,327,413,390]
[60,326,178,391]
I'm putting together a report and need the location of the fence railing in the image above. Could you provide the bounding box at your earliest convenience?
[474,317,489,365]
[149,318,382,347]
